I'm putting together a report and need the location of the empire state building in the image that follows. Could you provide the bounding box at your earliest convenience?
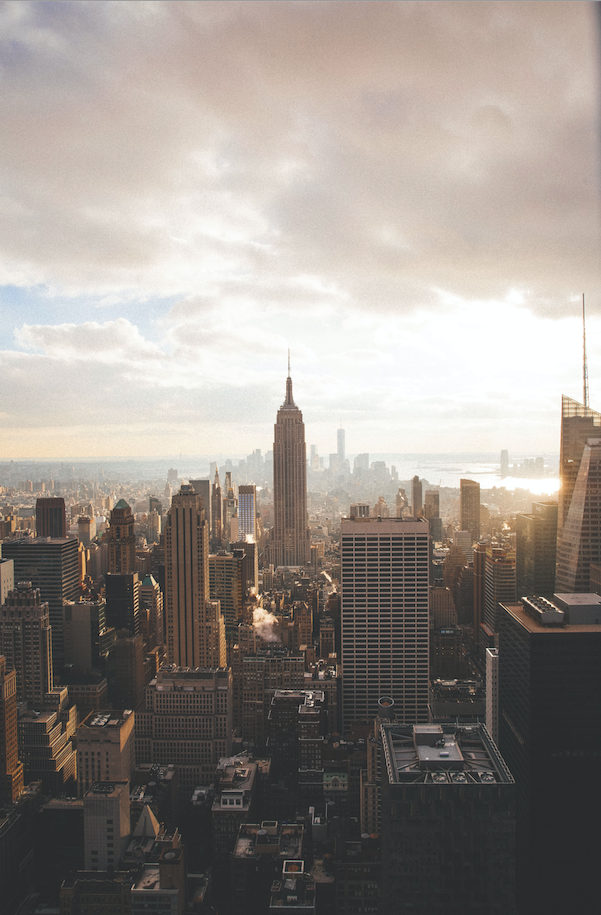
[267,368,311,568]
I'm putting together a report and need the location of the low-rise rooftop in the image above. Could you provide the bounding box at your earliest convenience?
[234,822,304,860]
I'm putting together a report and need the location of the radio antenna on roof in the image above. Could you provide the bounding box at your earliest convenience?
[583,293,589,408]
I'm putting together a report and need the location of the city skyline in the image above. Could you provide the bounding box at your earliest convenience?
[1,1,600,458]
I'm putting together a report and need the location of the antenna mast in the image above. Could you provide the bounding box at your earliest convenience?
[583,293,589,408]
[288,349,291,377]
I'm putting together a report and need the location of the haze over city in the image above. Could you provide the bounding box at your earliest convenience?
[1,1,600,459]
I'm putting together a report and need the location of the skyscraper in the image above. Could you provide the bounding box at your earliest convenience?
[105,571,140,636]
[135,666,233,796]
[209,550,244,631]
[460,478,480,545]
[337,427,345,464]
[555,438,601,592]
[238,484,257,541]
[484,544,516,635]
[165,484,226,668]
[424,489,440,520]
[266,368,310,568]
[411,475,423,518]
[499,597,601,914]
[557,394,601,534]
[0,583,53,705]
[380,721,515,914]
[36,497,66,538]
[0,654,24,805]
[189,478,212,533]
[1,537,79,669]
[515,501,557,598]
[212,468,223,547]
[83,781,131,871]
[340,517,429,732]
[107,499,136,574]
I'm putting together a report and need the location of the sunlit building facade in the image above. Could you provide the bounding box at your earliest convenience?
[556,438,601,592]
[165,485,226,669]
[266,371,310,568]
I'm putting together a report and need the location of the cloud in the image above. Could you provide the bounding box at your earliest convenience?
[16,317,164,362]
[0,2,599,457]
[0,1,597,315]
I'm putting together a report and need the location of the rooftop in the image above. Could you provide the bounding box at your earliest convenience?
[85,781,130,799]
[234,822,304,860]
[381,723,514,786]
[502,601,601,634]
[79,710,133,729]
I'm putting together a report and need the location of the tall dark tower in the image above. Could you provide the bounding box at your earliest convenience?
[460,478,481,545]
[107,499,136,574]
[267,363,310,568]
[36,497,66,538]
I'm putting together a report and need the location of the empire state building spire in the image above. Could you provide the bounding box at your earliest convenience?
[284,349,295,407]
[266,361,310,568]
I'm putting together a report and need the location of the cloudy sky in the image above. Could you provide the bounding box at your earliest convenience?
[1,0,600,459]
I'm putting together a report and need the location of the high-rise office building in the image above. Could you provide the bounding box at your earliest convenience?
[230,540,259,595]
[557,395,601,535]
[212,468,223,546]
[341,517,429,732]
[36,497,67,539]
[107,633,145,709]
[499,597,601,914]
[410,475,423,518]
[209,551,245,631]
[165,485,226,669]
[238,485,257,541]
[485,646,499,744]
[460,478,480,546]
[77,515,95,547]
[515,501,557,599]
[223,471,237,543]
[484,544,516,634]
[0,655,24,805]
[83,780,131,871]
[454,529,474,562]
[353,453,369,474]
[63,598,112,671]
[266,369,311,568]
[107,500,136,574]
[1,537,79,669]
[139,574,164,655]
[0,583,53,705]
[555,438,601,592]
[189,478,212,533]
[380,721,515,914]
[337,427,345,464]
[500,449,509,478]
[473,541,487,632]
[135,666,233,797]
[105,571,140,635]
[424,489,439,520]
[76,709,135,797]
